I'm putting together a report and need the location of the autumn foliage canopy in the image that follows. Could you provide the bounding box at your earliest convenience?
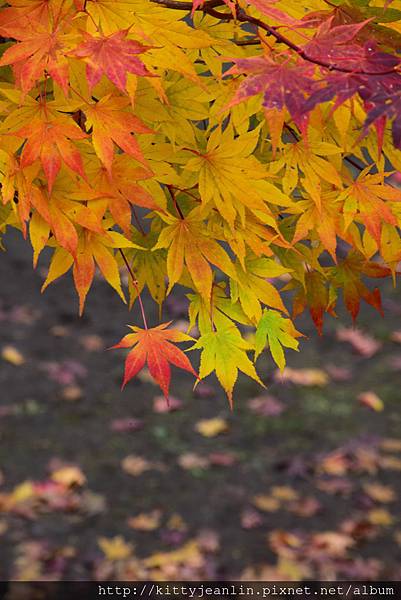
[1,0,401,405]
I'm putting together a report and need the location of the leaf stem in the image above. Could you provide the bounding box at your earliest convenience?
[167,185,185,219]
[119,249,148,329]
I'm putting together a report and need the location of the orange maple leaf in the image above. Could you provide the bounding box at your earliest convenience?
[14,113,87,193]
[84,95,152,173]
[113,322,198,398]
[0,18,74,94]
[70,30,152,92]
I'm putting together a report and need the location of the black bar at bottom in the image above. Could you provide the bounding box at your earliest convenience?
[0,582,400,600]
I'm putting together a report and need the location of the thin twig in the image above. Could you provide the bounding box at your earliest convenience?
[167,185,185,219]
[119,249,148,329]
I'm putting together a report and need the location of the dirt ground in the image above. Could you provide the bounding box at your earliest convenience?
[0,229,400,581]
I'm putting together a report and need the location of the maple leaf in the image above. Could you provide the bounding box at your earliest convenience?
[292,270,332,335]
[13,112,87,194]
[303,17,371,70]
[330,252,391,320]
[227,57,315,130]
[153,207,236,300]
[77,155,158,234]
[246,0,302,26]
[113,322,198,398]
[190,325,264,407]
[83,95,152,173]
[70,30,152,92]
[230,257,289,323]
[184,126,284,228]
[0,18,74,94]
[42,229,141,314]
[339,169,399,245]
[255,309,302,371]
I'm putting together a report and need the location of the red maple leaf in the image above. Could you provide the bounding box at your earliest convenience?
[70,30,151,92]
[303,17,371,70]
[228,57,315,130]
[113,322,198,398]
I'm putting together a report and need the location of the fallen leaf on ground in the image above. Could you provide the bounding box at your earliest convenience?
[274,368,328,386]
[197,529,220,552]
[394,531,401,546]
[248,394,285,416]
[61,385,83,401]
[166,513,187,532]
[143,540,201,569]
[318,451,350,475]
[390,331,401,343]
[153,395,182,413]
[177,453,210,470]
[271,486,299,501]
[317,478,354,495]
[288,496,321,517]
[363,483,396,503]
[51,466,86,487]
[380,455,401,471]
[195,418,229,438]
[111,418,144,432]
[241,507,263,529]
[208,452,238,466]
[50,325,70,337]
[380,438,401,452]
[358,391,384,412]
[324,364,353,381]
[252,494,280,512]
[336,327,381,357]
[312,531,354,556]
[128,510,162,531]
[368,508,394,526]
[80,334,104,351]
[98,536,133,561]
[1,345,25,366]
[121,455,153,476]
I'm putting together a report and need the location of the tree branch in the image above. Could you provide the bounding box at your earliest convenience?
[149,0,400,77]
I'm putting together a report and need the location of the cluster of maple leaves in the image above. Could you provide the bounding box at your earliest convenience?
[0,0,401,405]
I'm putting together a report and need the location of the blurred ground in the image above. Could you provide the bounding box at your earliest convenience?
[0,229,400,581]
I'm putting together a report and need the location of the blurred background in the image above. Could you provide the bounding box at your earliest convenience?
[0,229,400,581]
